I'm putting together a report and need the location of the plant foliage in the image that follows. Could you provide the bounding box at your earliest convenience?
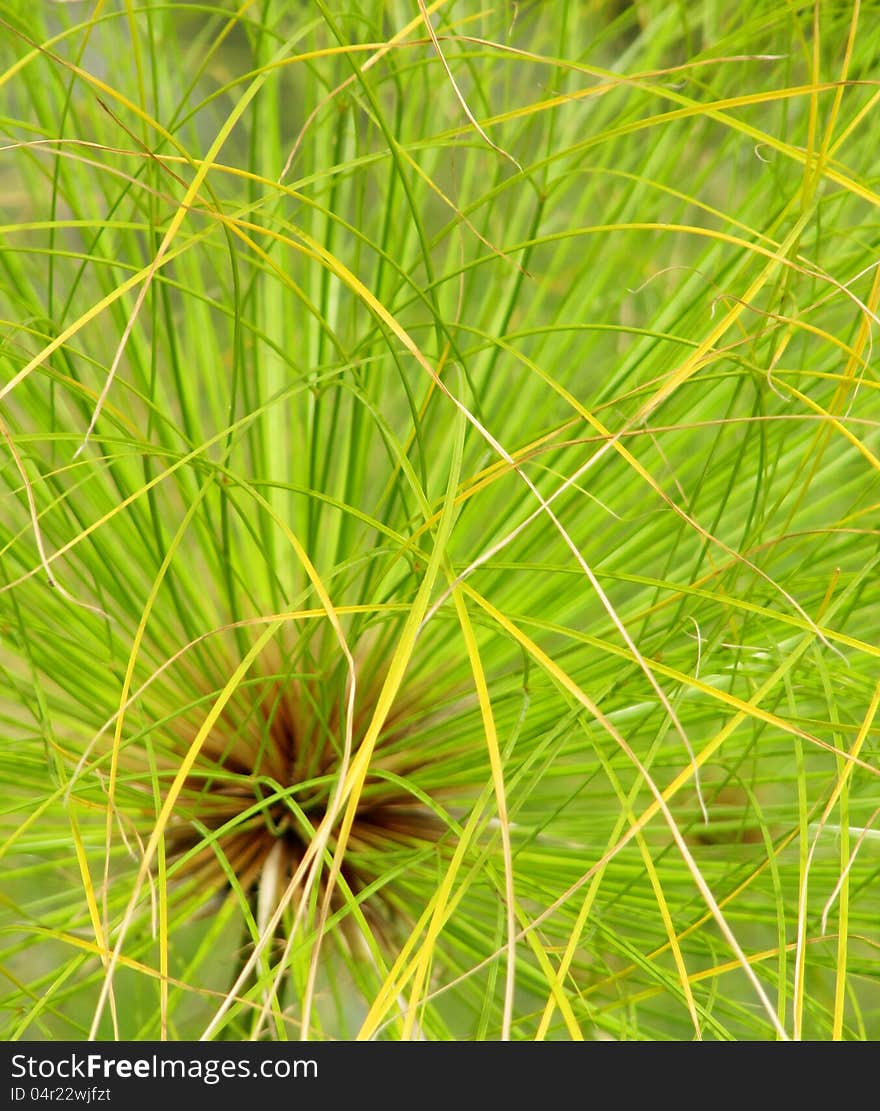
[0,0,879,1040]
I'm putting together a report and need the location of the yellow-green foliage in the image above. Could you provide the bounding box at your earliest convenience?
[0,0,878,1040]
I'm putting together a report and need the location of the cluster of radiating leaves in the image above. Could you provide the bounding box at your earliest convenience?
[0,0,878,1039]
